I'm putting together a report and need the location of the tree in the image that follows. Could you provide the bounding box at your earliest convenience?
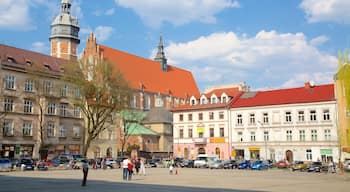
[338,50,350,106]
[63,58,132,157]
[118,110,146,157]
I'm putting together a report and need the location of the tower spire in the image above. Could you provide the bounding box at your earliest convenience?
[154,34,168,72]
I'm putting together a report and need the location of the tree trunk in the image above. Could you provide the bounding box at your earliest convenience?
[83,136,92,157]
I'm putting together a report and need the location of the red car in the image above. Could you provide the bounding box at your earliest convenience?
[276,160,289,168]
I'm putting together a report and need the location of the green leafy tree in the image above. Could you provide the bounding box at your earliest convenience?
[64,58,132,157]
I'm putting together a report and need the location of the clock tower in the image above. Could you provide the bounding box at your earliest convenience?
[49,0,80,61]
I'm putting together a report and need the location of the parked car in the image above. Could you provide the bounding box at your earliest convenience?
[0,158,12,172]
[209,160,224,169]
[276,160,289,169]
[194,154,218,168]
[307,161,324,172]
[250,160,269,170]
[237,160,251,169]
[181,159,194,168]
[291,161,308,171]
[146,158,162,168]
[17,159,35,171]
[223,160,238,169]
[342,160,350,172]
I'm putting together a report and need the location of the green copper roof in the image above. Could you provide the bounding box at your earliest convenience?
[126,123,159,136]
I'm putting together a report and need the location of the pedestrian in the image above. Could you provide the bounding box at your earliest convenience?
[127,159,134,180]
[135,158,140,175]
[169,164,174,175]
[81,159,89,186]
[122,156,130,180]
[140,158,146,176]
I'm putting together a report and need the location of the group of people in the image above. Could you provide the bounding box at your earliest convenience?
[122,156,146,180]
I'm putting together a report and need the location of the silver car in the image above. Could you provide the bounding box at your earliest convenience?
[343,160,350,172]
[0,158,12,172]
[208,160,224,169]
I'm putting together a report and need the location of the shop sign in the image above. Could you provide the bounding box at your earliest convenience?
[342,146,350,152]
[15,146,20,154]
[197,127,205,133]
[209,137,226,143]
[249,147,260,151]
[320,149,332,155]
[193,138,207,144]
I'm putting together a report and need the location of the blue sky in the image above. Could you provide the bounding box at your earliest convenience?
[1,0,349,92]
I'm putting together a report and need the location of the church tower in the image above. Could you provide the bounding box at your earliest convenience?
[154,35,168,72]
[49,0,80,61]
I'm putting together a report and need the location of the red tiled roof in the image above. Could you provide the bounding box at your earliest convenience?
[98,45,200,99]
[230,84,335,108]
[203,87,240,98]
[0,44,67,75]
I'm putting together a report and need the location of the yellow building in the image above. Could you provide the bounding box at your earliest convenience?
[334,61,350,160]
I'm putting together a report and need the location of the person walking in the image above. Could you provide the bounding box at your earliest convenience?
[127,159,134,180]
[140,158,146,176]
[122,156,130,180]
[81,159,89,186]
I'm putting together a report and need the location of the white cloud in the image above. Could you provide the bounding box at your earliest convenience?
[114,0,239,27]
[300,0,350,24]
[31,41,49,53]
[93,8,115,16]
[105,8,115,16]
[310,35,329,46]
[94,26,114,42]
[0,0,33,30]
[156,31,337,89]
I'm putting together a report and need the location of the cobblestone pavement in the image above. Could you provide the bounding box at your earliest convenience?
[0,168,349,192]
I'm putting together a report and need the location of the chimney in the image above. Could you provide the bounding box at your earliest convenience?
[304,81,315,90]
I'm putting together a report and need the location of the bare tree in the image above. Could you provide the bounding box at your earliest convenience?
[63,58,132,157]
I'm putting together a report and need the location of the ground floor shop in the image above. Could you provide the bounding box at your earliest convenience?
[232,143,340,163]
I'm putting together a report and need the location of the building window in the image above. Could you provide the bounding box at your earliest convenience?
[264,131,269,141]
[324,129,331,141]
[211,97,217,104]
[323,109,330,121]
[219,112,224,120]
[73,126,80,137]
[198,132,203,138]
[310,110,317,121]
[198,113,203,120]
[209,112,214,120]
[249,113,255,124]
[238,131,243,142]
[306,149,312,161]
[24,99,33,113]
[179,114,184,121]
[191,99,195,105]
[311,129,317,141]
[286,130,292,141]
[250,131,256,142]
[299,130,305,141]
[188,114,193,121]
[43,81,53,95]
[263,113,269,124]
[108,130,113,140]
[145,96,151,110]
[3,119,14,136]
[4,98,14,112]
[188,128,193,138]
[74,88,81,98]
[60,103,68,117]
[201,98,206,104]
[47,103,56,115]
[131,95,136,108]
[24,79,34,92]
[285,111,292,123]
[61,85,68,97]
[59,126,66,137]
[220,127,224,137]
[74,105,81,118]
[47,122,55,137]
[5,75,15,89]
[298,111,305,122]
[23,121,32,136]
[210,128,214,137]
[179,129,184,138]
[237,114,243,125]
[222,97,227,103]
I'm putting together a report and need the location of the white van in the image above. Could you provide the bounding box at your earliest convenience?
[194,154,218,168]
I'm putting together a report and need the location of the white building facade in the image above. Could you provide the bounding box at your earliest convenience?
[230,83,339,163]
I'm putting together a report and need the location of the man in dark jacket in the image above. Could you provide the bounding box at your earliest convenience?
[82,160,89,186]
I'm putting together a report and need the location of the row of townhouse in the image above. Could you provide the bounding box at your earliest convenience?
[172,82,342,163]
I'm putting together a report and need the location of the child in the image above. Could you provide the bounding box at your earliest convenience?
[169,164,174,175]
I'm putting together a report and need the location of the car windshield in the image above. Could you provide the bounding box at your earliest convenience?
[0,159,10,163]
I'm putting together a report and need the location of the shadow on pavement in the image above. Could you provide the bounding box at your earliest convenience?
[0,174,265,192]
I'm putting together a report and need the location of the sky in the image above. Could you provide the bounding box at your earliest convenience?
[0,0,350,92]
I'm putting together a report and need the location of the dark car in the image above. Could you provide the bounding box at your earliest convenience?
[238,160,251,169]
[181,159,194,168]
[17,159,35,171]
[223,160,238,169]
[307,161,323,172]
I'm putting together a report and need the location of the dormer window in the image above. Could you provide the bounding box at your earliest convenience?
[7,56,14,63]
[211,97,217,104]
[26,60,32,66]
[222,97,227,103]
[201,98,207,104]
[191,99,196,105]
